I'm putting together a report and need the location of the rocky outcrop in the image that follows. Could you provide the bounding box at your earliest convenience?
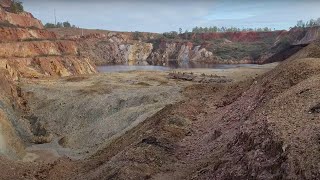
[0,27,56,42]
[148,41,254,66]
[0,1,96,78]
[1,56,95,78]
[259,27,320,63]
[0,40,78,58]
[148,41,217,65]
[76,35,153,65]
[0,7,43,29]
[126,43,153,65]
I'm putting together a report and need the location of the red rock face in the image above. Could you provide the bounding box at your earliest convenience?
[0,0,43,29]
[0,27,56,42]
[0,0,12,8]
[1,56,96,78]
[0,8,43,29]
[0,40,78,58]
[0,0,97,159]
[0,0,96,79]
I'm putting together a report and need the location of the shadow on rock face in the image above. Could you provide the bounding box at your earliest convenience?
[309,103,320,114]
[25,114,53,144]
[0,122,7,154]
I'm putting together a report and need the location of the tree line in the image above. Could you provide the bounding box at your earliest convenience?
[161,26,273,39]
[294,18,320,28]
[44,21,76,28]
[191,26,273,33]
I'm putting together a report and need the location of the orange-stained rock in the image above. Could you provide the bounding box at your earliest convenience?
[0,40,78,58]
[0,0,97,160]
[0,59,18,80]
[0,0,96,79]
[0,0,11,8]
[1,56,96,78]
[0,27,56,42]
[0,8,43,29]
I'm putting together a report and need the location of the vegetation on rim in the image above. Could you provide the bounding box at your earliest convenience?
[10,0,24,13]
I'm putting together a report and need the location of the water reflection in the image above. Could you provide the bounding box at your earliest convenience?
[167,61,260,69]
[97,62,261,73]
[97,65,171,72]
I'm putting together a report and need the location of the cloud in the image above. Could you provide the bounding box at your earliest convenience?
[21,0,320,32]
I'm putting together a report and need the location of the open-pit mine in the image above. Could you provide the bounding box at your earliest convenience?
[1,0,320,179]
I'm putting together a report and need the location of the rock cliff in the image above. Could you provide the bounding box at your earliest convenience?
[0,6,43,29]
[0,1,96,78]
[50,28,294,66]
[49,25,320,66]
[0,0,96,159]
[77,36,153,65]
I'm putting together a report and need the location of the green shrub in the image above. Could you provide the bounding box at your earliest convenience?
[163,31,179,39]
[63,21,71,28]
[44,21,75,28]
[133,31,141,40]
[44,23,56,28]
[10,1,24,13]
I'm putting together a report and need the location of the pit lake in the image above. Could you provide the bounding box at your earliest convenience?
[97,63,263,73]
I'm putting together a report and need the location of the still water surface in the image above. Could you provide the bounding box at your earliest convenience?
[97,63,261,73]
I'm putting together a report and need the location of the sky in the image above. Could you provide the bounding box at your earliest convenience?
[20,0,320,33]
